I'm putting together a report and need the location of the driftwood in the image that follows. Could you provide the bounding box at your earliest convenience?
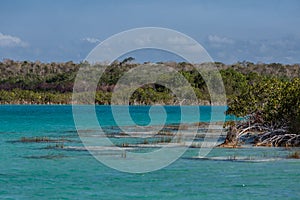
[255,133,300,147]
[221,114,300,147]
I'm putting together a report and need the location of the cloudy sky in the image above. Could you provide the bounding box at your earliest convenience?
[0,0,300,64]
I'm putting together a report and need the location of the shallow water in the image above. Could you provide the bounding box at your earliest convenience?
[0,105,299,199]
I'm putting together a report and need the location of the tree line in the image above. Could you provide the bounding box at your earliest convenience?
[0,59,299,105]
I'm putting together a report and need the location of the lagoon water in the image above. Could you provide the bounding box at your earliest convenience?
[0,105,299,199]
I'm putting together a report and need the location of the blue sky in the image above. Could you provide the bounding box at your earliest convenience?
[0,0,300,64]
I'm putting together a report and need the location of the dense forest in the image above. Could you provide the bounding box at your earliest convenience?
[0,59,299,105]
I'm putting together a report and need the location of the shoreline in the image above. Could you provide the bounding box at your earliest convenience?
[1,104,298,148]
[0,103,227,106]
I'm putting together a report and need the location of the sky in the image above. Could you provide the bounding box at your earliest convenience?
[0,0,300,64]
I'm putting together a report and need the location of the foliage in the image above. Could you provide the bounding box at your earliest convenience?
[226,77,300,134]
[0,59,299,108]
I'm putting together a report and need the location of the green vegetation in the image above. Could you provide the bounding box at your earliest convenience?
[0,89,71,104]
[1,59,299,105]
[224,76,300,147]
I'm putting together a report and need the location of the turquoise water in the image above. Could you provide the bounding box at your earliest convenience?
[0,105,299,199]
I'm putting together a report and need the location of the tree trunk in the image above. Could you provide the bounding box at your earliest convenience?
[218,126,239,148]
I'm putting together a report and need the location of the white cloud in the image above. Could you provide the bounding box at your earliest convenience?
[167,36,190,45]
[82,37,101,44]
[206,36,300,64]
[134,37,151,46]
[208,35,234,44]
[0,32,28,47]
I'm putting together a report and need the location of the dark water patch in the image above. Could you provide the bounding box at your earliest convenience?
[184,156,284,163]
[40,143,66,150]
[24,153,67,159]
[60,130,78,134]
[0,131,21,134]
[287,151,300,159]
[8,137,75,143]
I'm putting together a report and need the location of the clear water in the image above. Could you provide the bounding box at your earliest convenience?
[0,105,299,199]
